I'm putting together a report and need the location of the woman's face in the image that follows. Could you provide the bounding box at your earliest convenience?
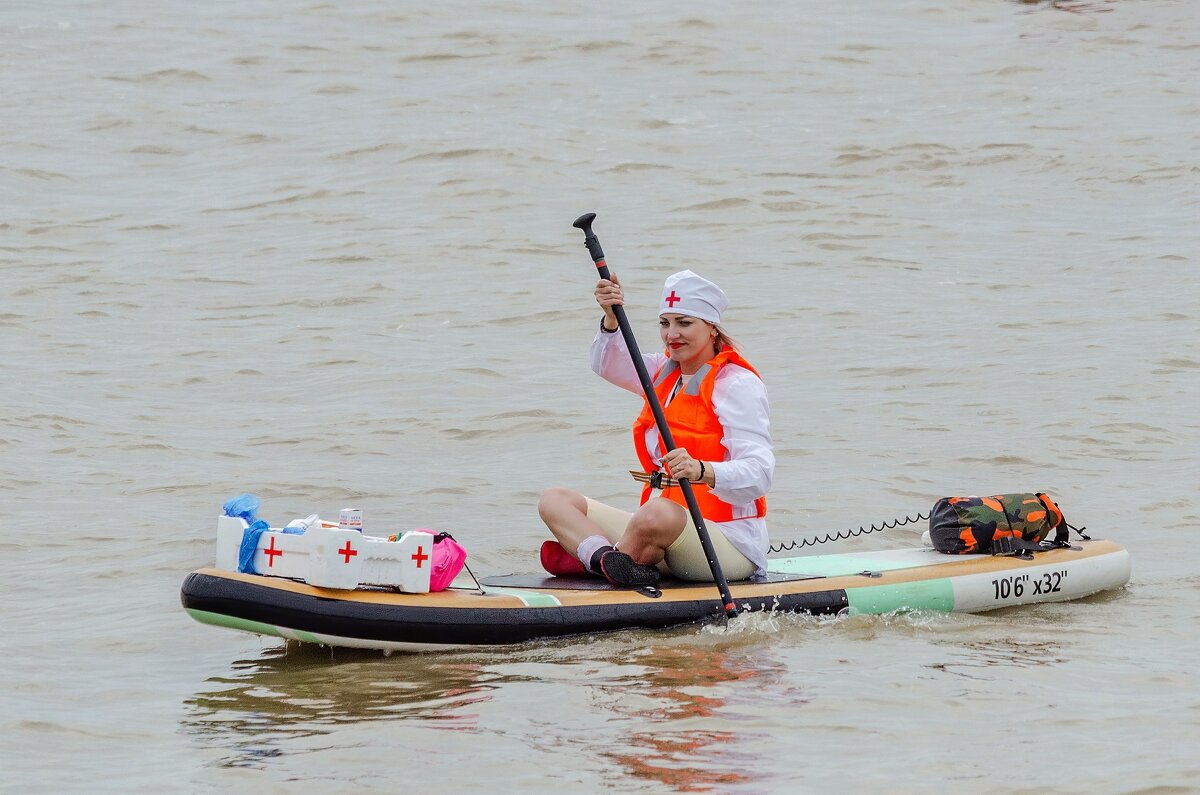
[659,313,716,370]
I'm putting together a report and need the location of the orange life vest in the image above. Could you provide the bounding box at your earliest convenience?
[632,350,768,522]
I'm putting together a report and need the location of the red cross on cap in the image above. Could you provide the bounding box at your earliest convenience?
[665,290,681,308]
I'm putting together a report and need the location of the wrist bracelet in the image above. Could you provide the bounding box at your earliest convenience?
[600,317,618,333]
[698,461,706,482]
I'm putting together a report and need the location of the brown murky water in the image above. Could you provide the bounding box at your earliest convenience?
[2,1,1196,791]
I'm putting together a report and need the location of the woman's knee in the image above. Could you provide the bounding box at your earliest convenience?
[538,487,585,521]
[626,499,687,543]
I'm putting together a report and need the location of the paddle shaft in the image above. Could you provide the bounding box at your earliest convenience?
[572,213,738,618]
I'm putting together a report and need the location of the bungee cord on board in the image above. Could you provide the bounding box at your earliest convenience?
[768,512,930,554]
[768,515,1093,554]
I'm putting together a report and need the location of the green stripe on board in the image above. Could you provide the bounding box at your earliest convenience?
[289,628,326,645]
[480,587,562,607]
[845,578,955,614]
[186,608,284,637]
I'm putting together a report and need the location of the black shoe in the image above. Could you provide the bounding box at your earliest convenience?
[596,549,661,588]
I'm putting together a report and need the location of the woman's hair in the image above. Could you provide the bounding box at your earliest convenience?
[713,324,739,352]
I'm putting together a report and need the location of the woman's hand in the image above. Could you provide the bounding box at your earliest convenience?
[662,448,711,486]
[594,274,622,331]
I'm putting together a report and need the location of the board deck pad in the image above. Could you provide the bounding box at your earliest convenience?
[478,570,824,591]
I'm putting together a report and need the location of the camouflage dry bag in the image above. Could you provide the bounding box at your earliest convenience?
[928,493,1068,555]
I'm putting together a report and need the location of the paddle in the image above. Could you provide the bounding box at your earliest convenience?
[572,212,739,619]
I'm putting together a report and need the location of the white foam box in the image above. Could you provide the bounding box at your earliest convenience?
[215,515,437,592]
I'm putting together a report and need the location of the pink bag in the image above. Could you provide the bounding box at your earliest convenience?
[416,530,468,591]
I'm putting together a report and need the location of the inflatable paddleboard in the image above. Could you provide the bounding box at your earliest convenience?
[181,537,1130,652]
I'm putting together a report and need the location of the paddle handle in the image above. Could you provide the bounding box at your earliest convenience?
[572,213,738,618]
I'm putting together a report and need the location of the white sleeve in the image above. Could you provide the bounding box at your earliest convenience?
[589,324,669,396]
[708,366,774,504]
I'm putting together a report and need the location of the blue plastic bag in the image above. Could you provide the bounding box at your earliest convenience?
[223,493,261,523]
[238,519,270,574]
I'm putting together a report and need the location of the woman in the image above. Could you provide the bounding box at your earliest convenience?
[538,269,774,587]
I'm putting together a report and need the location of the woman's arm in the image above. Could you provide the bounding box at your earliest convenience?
[707,367,774,504]
[590,325,668,395]
[588,273,668,394]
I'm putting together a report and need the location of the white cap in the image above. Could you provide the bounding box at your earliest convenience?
[659,269,727,324]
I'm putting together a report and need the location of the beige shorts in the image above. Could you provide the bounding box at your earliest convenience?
[584,497,757,582]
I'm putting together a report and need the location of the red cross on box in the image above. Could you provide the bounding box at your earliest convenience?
[665,290,681,308]
[339,541,357,564]
[412,546,429,568]
[264,536,283,567]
